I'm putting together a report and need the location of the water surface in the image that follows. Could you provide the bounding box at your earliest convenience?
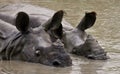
[0,0,120,74]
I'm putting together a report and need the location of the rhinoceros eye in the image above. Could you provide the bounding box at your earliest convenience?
[35,50,41,57]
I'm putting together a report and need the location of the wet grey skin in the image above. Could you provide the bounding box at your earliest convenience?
[0,11,72,67]
[63,12,109,60]
[0,4,109,61]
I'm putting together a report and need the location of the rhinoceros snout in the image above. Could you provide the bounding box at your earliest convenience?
[52,59,62,67]
[87,51,109,60]
[51,54,72,67]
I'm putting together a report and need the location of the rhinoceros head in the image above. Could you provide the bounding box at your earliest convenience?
[2,11,72,67]
[62,12,108,60]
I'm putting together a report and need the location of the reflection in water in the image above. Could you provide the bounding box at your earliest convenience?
[0,60,72,74]
[0,57,106,74]
[71,55,106,74]
[0,0,120,74]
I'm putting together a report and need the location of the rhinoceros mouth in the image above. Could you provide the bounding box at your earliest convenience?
[87,51,109,60]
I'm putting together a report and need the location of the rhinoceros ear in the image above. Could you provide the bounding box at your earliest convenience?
[15,12,30,34]
[77,12,96,31]
[43,10,64,39]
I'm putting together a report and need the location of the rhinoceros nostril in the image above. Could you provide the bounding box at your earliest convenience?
[87,54,95,59]
[52,60,61,67]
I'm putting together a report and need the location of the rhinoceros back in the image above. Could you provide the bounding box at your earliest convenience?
[0,4,73,31]
[0,20,17,53]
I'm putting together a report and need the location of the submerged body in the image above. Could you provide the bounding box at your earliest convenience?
[0,8,72,67]
[0,4,108,67]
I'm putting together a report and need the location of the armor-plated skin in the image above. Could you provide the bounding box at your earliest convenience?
[0,10,72,67]
[0,4,108,63]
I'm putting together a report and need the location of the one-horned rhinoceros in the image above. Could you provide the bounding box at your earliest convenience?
[0,4,109,64]
[0,8,72,67]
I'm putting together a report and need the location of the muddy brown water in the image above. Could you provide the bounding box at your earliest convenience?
[0,0,120,74]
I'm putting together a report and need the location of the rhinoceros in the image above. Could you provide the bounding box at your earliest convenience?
[0,4,109,64]
[0,8,72,67]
